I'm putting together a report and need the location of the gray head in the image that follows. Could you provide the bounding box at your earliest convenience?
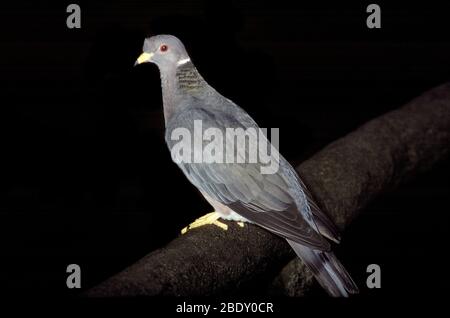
[135,35,191,71]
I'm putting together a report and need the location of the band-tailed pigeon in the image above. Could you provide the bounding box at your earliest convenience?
[135,35,358,297]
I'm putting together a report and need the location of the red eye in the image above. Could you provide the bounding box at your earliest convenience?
[160,45,168,52]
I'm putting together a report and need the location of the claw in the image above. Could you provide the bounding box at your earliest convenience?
[181,212,228,234]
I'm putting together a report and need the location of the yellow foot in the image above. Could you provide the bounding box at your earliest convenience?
[237,221,245,228]
[181,212,228,234]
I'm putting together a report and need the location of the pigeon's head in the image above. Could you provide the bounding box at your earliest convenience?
[135,35,191,69]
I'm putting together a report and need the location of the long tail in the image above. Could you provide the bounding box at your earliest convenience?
[287,239,359,297]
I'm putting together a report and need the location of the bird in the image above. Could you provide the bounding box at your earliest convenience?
[135,34,359,297]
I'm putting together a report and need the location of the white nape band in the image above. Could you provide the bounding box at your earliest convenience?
[177,58,191,66]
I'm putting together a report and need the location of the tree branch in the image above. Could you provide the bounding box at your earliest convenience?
[86,83,450,297]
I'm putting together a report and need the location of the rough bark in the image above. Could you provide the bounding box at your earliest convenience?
[86,83,450,297]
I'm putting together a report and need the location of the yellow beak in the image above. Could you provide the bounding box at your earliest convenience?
[135,52,154,65]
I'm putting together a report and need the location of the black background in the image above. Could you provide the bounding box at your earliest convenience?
[0,0,449,304]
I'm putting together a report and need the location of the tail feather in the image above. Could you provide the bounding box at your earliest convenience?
[287,239,359,297]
